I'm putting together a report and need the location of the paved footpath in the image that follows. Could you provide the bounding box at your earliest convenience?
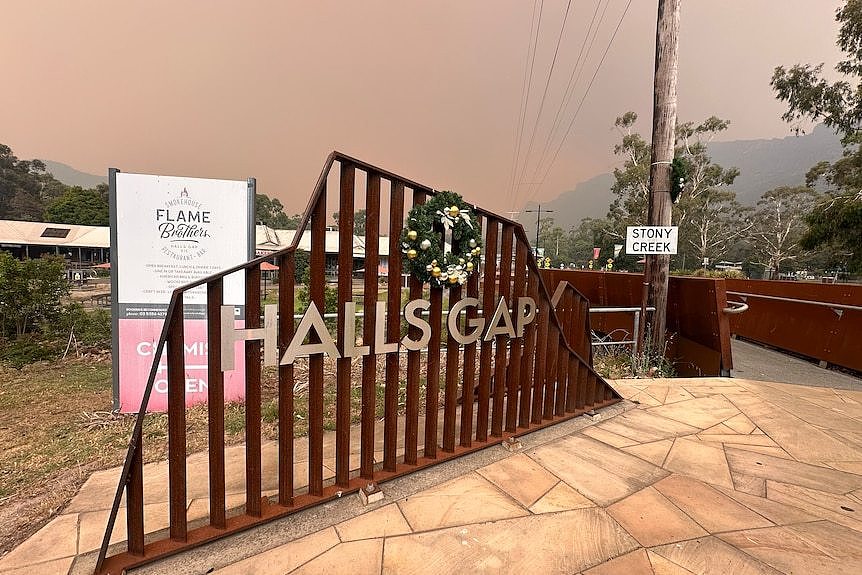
[2,377,862,574]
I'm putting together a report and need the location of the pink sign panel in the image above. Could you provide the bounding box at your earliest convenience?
[117,319,247,413]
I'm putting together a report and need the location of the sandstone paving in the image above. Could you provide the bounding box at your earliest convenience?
[723,412,758,434]
[718,521,862,575]
[476,453,560,507]
[730,471,767,496]
[396,473,528,532]
[292,538,383,575]
[712,484,818,525]
[594,409,700,443]
[0,514,79,570]
[333,504,411,542]
[621,438,673,466]
[765,480,862,532]
[606,486,707,547]
[646,550,697,574]
[211,527,340,575]
[380,509,638,575]
[647,395,741,429]
[650,536,784,574]
[725,446,862,493]
[581,548,653,574]
[581,425,641,448]
[527,480,595,514]
[0,558,76,575]
[652,474,773,533]
[528,435,668,506]
[722,444,793,460]
[663,437,734,489]
[826,460,862,474]
[6,376,862,575]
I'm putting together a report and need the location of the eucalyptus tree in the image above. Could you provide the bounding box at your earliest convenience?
[747,186,820,278]
[772,0,862,271]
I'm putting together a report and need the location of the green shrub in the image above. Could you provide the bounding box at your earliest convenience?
[0,336,58,368]
[51,304,111,349]
[690,268,746,279]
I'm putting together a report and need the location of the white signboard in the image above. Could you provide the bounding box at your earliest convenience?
[111,172,253,412]
[625,226,678,255]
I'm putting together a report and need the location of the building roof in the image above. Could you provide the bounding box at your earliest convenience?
[254,225,390,257]
[0,220,390,257]
[0,220,110,248]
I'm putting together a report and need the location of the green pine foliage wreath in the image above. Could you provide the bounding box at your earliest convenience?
[400,191,483,289]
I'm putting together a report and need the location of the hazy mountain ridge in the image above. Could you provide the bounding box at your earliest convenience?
[43,160,106,189]
[522,124,844,232]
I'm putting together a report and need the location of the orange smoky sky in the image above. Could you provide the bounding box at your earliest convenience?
[0,1,843,221]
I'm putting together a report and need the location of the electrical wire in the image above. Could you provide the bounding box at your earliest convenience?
[520,0,610,206]
[512,0,574,210]
[525,0,633,205]
[506,0,543,211]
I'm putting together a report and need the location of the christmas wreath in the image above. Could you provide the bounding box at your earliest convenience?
[400,190,482,289]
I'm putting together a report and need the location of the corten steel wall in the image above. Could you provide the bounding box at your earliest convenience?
[540,270,733,376]
[725,279,862,372]
[93,153,621,574]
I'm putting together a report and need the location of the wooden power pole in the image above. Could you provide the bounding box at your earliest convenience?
[645,0,681,352]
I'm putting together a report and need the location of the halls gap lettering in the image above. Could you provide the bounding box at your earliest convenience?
[156,188,212,261]
[220,296,537,371]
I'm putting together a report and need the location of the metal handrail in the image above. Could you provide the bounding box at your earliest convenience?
[727,291,862,312]
[723,300,749,314]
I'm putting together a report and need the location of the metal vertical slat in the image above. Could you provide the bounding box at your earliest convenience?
[278,251,295,505]
[519,263,538,428]
[555,336,567,416]
[544,325,559,420]
[309,187,326,496]
[361,172,381,479]
[206,279,226,528]
[404,190,426,465]
[532,292,549,424]
[245,266,262,517]
[425,287,442,458]
[167,301,187,541]
[384,181,404,471]
[476,218,498,441]
[593,362,606,405]
[126,440,144,555]
[442,285,462,452]
[577,294,590,359]
[575,345,587,410]
[581,299,597,407]
[567,354,579,412]
[335,162,355,487]
[565,292,578,413]
[460,270,480,447]
[492,224,513,436]
[507,242,527,432]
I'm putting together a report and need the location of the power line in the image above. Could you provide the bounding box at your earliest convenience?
[521,0,610,205]
[513,0,574,208]
[507,0,543,210]
[526,0,633,205]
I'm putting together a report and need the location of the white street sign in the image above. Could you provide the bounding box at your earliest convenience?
[625,226,678,255]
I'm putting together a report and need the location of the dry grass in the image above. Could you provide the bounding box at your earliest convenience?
[0,352,434,556]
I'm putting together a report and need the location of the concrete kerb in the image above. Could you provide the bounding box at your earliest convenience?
[70,399,634,575]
